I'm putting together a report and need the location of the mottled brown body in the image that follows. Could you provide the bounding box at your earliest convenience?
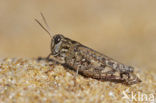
[47,34,141,85]
[35,14,141,85]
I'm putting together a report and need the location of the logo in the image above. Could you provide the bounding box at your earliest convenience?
[122,88,155,102]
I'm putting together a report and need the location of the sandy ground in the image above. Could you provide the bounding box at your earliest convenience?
[0,58,155,103]
[0,0,156,103]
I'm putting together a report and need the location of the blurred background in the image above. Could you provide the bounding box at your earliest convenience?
[0,0,156,70]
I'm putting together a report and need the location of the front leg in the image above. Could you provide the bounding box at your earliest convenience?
[46,53,52,61]
[37,53,52,61]
[37,53,58,63]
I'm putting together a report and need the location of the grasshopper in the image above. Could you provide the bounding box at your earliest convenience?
[35,13,141,85]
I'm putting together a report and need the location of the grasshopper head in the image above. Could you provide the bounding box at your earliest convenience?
[51,34,64,56]
[51,34,74,59]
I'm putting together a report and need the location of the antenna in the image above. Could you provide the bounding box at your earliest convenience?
[35,13,53,38]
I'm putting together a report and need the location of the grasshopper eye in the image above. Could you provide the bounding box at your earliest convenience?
[54,35,61,44]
